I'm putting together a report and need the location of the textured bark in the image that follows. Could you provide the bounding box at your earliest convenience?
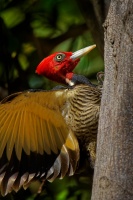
[91,0,133,200]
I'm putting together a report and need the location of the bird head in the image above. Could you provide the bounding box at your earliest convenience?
[36,44,96,85]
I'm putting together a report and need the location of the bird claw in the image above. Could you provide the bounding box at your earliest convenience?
[97,71,104,85]
[87,141,96,168]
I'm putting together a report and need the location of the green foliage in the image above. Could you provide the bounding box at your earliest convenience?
[1,176,92,200]
[0,0,104,98]
[1,7,25,28]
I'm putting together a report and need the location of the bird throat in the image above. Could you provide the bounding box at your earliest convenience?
[65,78,75,86]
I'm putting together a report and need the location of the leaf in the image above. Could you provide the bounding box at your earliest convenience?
[1,7,25,28]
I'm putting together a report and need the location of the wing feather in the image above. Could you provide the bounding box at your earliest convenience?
[17,110,25,157]
[0,90,79,196]
[34,115,44,155]
[47,121,58,154]
[6,112,18,160]
[0,113,11,158]
[28,112,37,153]
[23,110,32,156]
[39,117,50,154]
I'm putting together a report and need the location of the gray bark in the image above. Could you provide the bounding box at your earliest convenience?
[91,0,133,200]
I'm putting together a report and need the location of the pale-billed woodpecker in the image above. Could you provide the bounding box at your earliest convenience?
[0,44,102,196]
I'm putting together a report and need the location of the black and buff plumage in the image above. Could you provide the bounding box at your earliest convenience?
[0,78,102,196]
[0,45,103,196]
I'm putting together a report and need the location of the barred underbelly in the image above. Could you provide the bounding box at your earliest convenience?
[62,84,101,146]
[66,100,99,140]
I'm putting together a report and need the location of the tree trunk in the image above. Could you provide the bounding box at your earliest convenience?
[91,0,133,200]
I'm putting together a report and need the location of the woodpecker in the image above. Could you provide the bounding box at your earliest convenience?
[0,45,102,196]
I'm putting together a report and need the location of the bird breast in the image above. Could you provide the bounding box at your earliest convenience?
[61,84,101,142]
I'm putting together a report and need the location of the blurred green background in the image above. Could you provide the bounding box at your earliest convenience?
[0,0,104,199]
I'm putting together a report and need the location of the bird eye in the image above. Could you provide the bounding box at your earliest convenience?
[55,53,65,62]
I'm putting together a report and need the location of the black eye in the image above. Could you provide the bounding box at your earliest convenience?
[55,53,66,62]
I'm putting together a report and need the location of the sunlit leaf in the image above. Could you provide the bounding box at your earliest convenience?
[22,43,36,55]
[18,54,29,70]
[56,189,68,200]
[1,7,25,28]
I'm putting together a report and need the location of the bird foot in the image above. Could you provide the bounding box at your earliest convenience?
[97,71,104,85]
[87,141,96,168]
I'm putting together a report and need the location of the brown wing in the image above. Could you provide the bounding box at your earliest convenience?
[0,90,79,196]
